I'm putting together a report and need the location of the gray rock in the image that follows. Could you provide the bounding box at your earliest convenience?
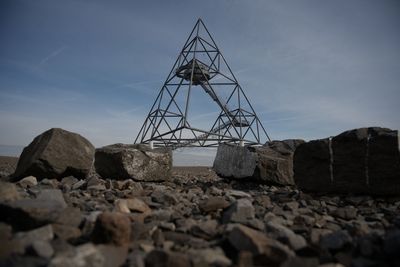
[213,143,258,178]
[213,140,304,185]
[265,221,307,250]
[222,198,255,224]
[255,139,305,185]
[294,127,400,195]
[13,128,95,181]
[95,143,172,181]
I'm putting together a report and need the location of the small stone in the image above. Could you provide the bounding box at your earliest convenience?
[284,201,299,211]
[36,189,68,209]
[255,195,272,208]
[191,220,219,240]
[140,242,155,253]
[61,175,79,187]
[151,189,178,205]
[159,222,176,231]
[17,176,38,188]
[331,207,358,220]
[226,189,252,199]
[357,234,380,257]
[246,218,266,231]
[86,176,106,190]
[320,230,352,250]
[50,243,104,267]
[152,228,165,247]
[145,249,191,267]
[113,179,143,191]
[0,222,12,240]
[30,240,54,259]
[97,244,129,267]
[92,212,131,246]
[383,229,400,258]
[189,248,232,267]
[114,198,151,214]
[265,221,307,250]
[281,256,319,267]
[60,176,79,191]
[222,198,255,224]
[0,181,21,203]
[52,224,81,240]
[126,249,146,267]
[310,229,333,245]
[198,196,229,212]
[318,264,345,267]
[72,180,86,190]
[55,207,82,227]
[237,251,253,267]
[14,224,54,248]
[228,224,294,266]
[175,218,197,233]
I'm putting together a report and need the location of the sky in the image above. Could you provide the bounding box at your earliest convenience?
[1,0,399,162]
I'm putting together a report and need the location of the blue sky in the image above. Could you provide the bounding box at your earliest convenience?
[1,0,399,150]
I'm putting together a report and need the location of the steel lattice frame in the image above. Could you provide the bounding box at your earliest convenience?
[134,19,271,149]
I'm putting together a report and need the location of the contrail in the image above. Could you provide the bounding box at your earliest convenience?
[38,46,68,66]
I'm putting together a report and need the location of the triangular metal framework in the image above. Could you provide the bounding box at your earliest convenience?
[135,19,271,149]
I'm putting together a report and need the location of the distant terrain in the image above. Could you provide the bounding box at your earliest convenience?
[0,145,215,167]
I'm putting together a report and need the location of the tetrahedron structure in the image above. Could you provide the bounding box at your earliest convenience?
[135,19,270,149]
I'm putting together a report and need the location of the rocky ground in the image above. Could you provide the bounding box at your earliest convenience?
[0,157,399,267]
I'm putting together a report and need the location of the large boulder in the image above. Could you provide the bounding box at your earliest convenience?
[95,144,172,181]
[12,128,95,181]
[213,140,304,185]
[294,127,400,195]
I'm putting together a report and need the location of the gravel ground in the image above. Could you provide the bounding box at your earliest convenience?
[1,157,400,267]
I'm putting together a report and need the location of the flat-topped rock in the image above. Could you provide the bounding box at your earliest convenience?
[294,127,400,195]
[213,140,304,185]
[95,143,172,181]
